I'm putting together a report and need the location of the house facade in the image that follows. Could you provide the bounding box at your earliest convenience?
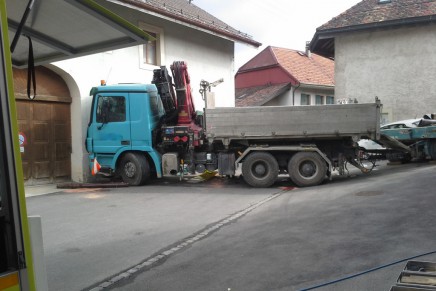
[310,0,436,124]
[17,0,260,184]
[235,46,334,107]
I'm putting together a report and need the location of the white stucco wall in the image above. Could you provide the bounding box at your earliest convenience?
[264,87,335,106]
[335,25,436,123]
[51,2,237,182]
[95,0,236,108]
[263,89,293,106]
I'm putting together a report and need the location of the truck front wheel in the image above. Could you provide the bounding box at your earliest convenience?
[288,152,327,187]
[119,153,150,186]
[242,152,278,188]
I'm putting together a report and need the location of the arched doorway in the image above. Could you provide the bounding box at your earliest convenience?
[13,66,72,185]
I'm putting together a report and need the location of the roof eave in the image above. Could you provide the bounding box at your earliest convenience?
[298,83,335,91]
[310,15,436,58]
[236,64,279,75]
[113,0,262,47]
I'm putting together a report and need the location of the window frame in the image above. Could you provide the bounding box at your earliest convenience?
[301,93,311,105]
[138,22,164,69]
[315,95,324,105]
[326,96,335,105]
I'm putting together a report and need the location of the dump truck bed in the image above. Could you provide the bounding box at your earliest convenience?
[205,102,381,143]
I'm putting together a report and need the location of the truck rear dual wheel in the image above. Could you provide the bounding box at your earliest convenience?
[288,152,327,187]
[119,153,150,186]
[242,152,279,188]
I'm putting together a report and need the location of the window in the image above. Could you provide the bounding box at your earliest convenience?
[326,96,335,104]
[96,96,126,123]
[315,95,324,105]
[139,22,164,68]
[143,32,157,65]
[301,94,310,105]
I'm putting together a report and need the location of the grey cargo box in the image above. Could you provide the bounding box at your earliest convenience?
[205,102,381,144]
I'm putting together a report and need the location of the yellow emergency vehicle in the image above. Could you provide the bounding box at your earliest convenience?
[0,1,150,289]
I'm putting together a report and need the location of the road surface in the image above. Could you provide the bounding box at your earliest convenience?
[26,161,436,291]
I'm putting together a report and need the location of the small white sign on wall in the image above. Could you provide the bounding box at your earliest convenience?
[19,132,26,153]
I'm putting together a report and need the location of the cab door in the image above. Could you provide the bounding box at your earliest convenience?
[88,93,132,164]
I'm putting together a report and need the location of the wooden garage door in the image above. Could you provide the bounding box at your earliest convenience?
[14,66,72,185]
[17,101,71,185]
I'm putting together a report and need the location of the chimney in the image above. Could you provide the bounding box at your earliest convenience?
[305,41,312,58]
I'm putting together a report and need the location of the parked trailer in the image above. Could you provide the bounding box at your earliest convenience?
[380,120,436,162]
[86,63,382,188]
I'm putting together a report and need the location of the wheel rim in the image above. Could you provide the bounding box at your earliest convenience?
[299,161,317,178]
[124,161,136,178]
[252,161,267,178]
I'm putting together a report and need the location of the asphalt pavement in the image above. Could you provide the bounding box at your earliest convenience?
[26,175,281,291]
[26,161,436,291]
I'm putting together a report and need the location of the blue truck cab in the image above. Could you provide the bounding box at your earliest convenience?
[86,83,165,185]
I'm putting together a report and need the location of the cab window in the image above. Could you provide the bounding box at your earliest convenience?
[96,96,126,123]
[149,91,165,119]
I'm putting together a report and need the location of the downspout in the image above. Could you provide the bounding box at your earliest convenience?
[292,82,301,106]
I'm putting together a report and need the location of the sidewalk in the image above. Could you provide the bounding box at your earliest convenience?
[24,181,128,197]
[25,184,62,197]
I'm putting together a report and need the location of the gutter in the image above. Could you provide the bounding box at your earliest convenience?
[292,82,300,106]
[116,0,262,47]
[298,83,334,91]
[236,64,278,74]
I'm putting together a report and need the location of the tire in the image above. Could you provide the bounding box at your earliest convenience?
[288,152,327,187]
[242,152,278,188]
[429,140,436,160]
[386,152,411,163]
[118,153,150,186]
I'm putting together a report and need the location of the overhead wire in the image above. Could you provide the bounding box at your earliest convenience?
[299,250,436,290]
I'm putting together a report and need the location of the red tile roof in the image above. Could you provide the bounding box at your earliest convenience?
[235,47,334,106]
[271,47,335,87]
[320,0,436,30]
[238,46,334,87]
[116,0,261,47]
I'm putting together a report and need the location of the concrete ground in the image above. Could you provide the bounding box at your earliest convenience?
[108,162,436,291]
[25,161,436,291]
[26,176,280,291]
[25,184,61,197]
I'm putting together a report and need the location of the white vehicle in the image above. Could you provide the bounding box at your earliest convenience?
[358,139,385,150]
